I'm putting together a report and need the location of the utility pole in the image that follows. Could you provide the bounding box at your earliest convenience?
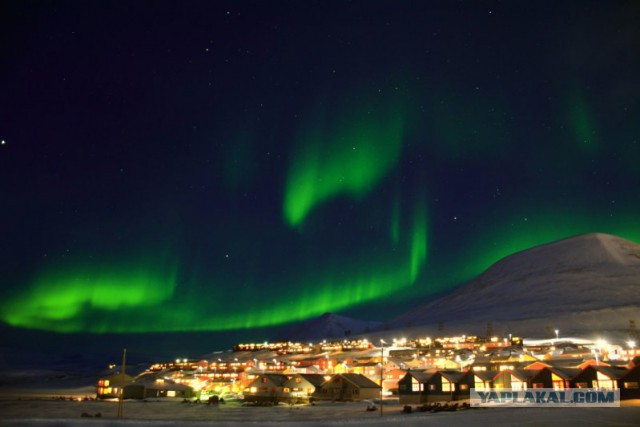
[379,339,386,417]
[117,348,127,418]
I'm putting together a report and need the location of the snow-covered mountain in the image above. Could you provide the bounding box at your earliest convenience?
[276,312,382,341]
[391,233,640,335]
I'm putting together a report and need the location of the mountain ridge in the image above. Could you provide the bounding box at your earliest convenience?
[390,233,640,330]
[275,312,382,341]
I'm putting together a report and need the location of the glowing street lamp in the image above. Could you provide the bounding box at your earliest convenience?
[554,329,559,340]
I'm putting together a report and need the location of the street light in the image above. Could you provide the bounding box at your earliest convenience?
[554,330,559,341]
[379,339,386,417]
[117,348,126,419]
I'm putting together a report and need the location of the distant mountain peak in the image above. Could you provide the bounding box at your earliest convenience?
[275,312,381,341]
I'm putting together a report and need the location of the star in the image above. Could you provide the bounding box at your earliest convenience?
[1,140,6,145]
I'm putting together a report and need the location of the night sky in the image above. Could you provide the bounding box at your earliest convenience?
[1,1,639,336]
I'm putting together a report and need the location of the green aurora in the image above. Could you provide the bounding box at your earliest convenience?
[1,203,428,332]
[1,1,639,337]
[568,89,598,152]
[2,87,638,333]
[283,97,406,227]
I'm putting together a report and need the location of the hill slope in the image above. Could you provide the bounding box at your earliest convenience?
[391,233,640,334]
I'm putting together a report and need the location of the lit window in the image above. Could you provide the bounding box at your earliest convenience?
[511,379,526,391]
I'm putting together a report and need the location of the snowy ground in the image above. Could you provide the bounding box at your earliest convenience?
[0,393,639,426]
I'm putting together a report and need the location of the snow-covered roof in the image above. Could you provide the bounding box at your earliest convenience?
[332,373,379,388]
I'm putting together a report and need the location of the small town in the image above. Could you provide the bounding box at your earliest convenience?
[96,332,640,406]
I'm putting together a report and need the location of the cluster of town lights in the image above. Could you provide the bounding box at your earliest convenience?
[99,330,638,408]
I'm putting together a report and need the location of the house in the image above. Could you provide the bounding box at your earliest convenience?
[493,369,540,390]
[282,374,327,403]
[472,352,536,372]
[383,359,401,372]
[139,379,193,399]
[528,367,580,390]
[398,370,472,404]
[352,362,381,382]
[619,364,640,399]
[572,366,625,390]
[96,372,134,399]
[471,370,496,392]
[524,361,552,371]
[398,371,431,404]
[123,372,194,399]
[307,355,333,372]
[244,373,289,404]
[577,359,610,370]
[382,368,407,394]
[333,362,349,374]
[439,370,473,401]
[317,373,380,401]
[403,358,427,370]
[627,356,640,369]
[544,357,590,369]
